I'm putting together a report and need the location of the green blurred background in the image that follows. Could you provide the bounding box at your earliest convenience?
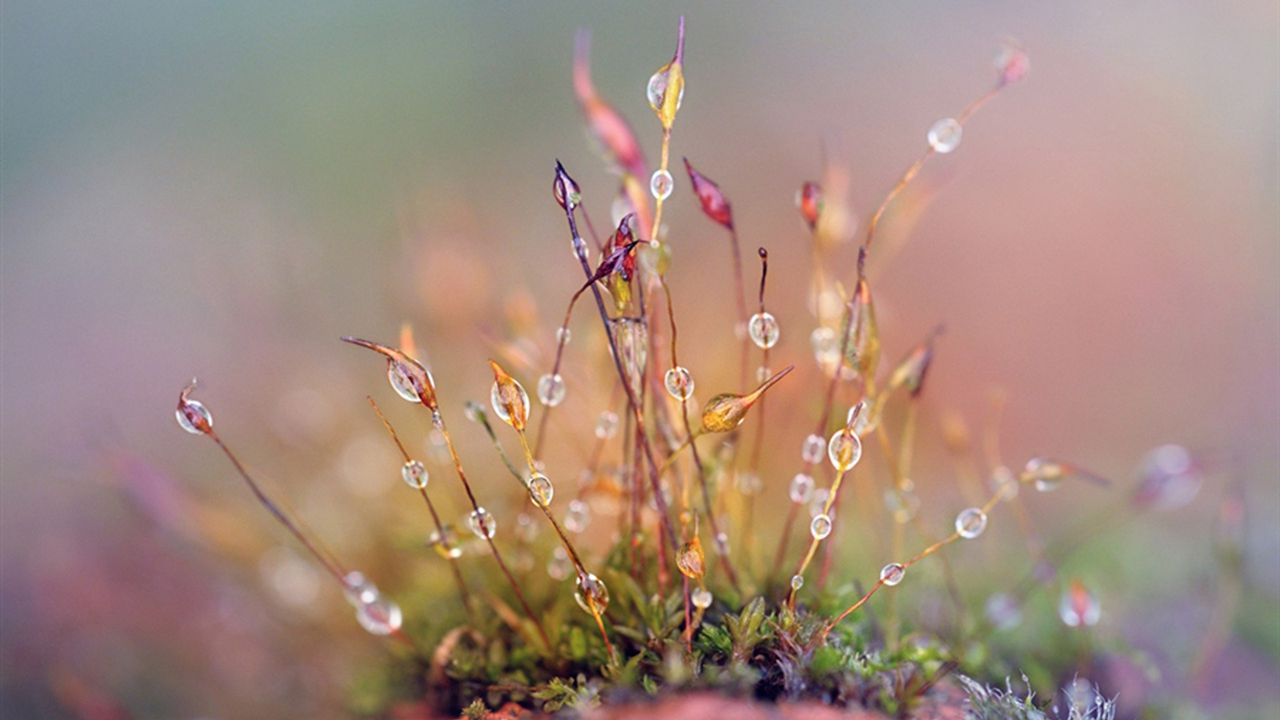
[2,2,1277,717]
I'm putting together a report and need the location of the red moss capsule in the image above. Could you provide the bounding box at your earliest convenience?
[797,181,823,230]
[683,158,733,229]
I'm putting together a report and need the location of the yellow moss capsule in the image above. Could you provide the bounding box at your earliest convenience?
[676,536,705,580]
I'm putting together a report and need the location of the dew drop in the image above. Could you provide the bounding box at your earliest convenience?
[789,473,815,504]
[467,507,497,539]
[343,571,378,607]
[664,366,695,400]
[1024,457,1062,492]
[574,572,610,614]
[536,373,567,407]
[756,366,772,383]
[691,587,713,609]
[515,512,538,542]
[556,326,572,345]
[650,169,674,201]
[827,428,863,471]
[1135,444,1202,510]
[355,594,403,636]
[526,472,555,508]
[884,489,921,524]
[809,488,830,518]
[801,434,826,465]
[879,563,906,586]
[489,377,530,428]
[790,574,805,591]
[564,499,590,533]
[927,118,962,153]
[810,326,839,368]
[427,526,463,559]
[1059,581,1101,627]
[594,410,620,439]
[810,513,833,540]
[748,312,780,349]
[176,400,213,435]
[400,459,429,489]
[387,360,426,403]
[646,67,684,113]
[736,471,763,496]
[954,507,988,539]
[985,592,1023,630]
[995,41,1030,86]
[714,531,730,556]
[547,546,571,580]
[676,538,705,579]
[991,465,1019,500]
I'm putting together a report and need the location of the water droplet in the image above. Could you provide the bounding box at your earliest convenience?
[343,571,378,606]
[427,526,463,559]
[985,592,1023,630]
[879,563,906,586]
[526,472,555,508]
[927,118,962,153]
[676,536,705,579]
[594,410,619,439]
[810,513,833,540]
[515,512,538,542]
[556,326,572,345]
[736,471,763,496]
[611,318,648,396]
[884,489,920,524]
[387,360,424,403]
[649,169,674,201]
[355,594,403,636]
[845,401,868,429]
[1023,457,1062,492]
[691,587,713,609]
[789,473,815,504]
[714,531,730,556]
[801,434,825,465]
[748,312,780,349]
[995,41,1030,86]
[991,465,1018,500]
[401,459,429,489]
[1135,444,1202,510]
[176,399,213,435]
[755,365,772,383]
[547,546,571,580]
[790,574,805,591]
[810,326,840,370]
[796,181,823,229]
[489,372,530,429]
[574,572,610,615]
[536,373,567,407]
[955,507,988,539]
[809,488,830,518]
[467,507,497,539]
[564,499,590,533]
[646,66,684,114]
[827,428,863,471]
[1058,580,1101,627]
[664,366,695,400]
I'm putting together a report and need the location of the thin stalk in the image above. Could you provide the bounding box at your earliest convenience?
[558,185,680,568]
[661,281,741,591]
[366,397,473,617]
[427,407,552,653]
[511,430,615,660]
[813,485,1007,649]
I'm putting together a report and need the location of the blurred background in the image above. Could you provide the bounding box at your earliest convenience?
[2,1,1277,718]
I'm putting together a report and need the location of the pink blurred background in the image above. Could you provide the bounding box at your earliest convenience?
[2,2,1277,717]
